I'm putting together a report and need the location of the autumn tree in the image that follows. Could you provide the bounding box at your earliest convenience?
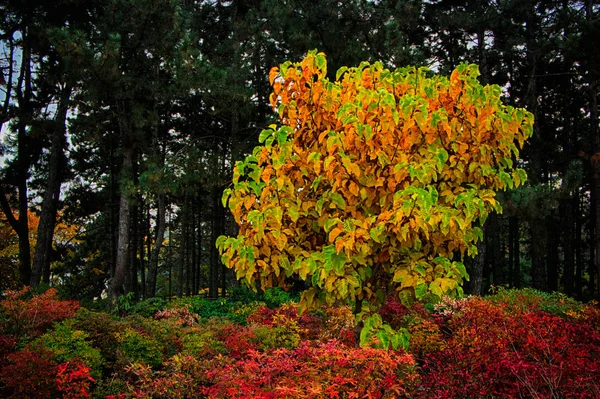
[218,51,532,332]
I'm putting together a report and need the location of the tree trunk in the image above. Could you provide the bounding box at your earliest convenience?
[487,213,505,287]
[146,192,166,298]
[2,24,35,286]
[509,216,520,288]
[574,190,583,300]
[465,223,486,295]
[31,84,72,286]
[108,145,133,303]
[589,31,600,301]
[561,198,575,296]
[209,184,222,299]
[0,186,30,286]
[547,212,559,292]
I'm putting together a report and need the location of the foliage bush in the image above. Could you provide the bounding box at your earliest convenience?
[487,286,583,316]
[129,297,167,318]
[251,325,300,350]
[180,328,226,358]
[263,287,295,308]
[56,360,96,399]
[0,346,59,398]
[71,308,123,368]
[115,327,164,368]
[203,340,418,398]
[0,287,80,338]
[34,321,104,378]
[419,296,600,398]
[0,287,599,398]
[154,306,198,326]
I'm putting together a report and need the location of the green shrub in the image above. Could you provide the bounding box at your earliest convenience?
[487,287,583,316]
[263,287,294,308]
[34,321,104,378]
[251,325,300,350]
[92,376,128,399]
[130,297,167,318]
[122,315,183,358]
[116,327,163,368]
[227,285,261,304]
[71,308,123,366]
[181,329,226,357]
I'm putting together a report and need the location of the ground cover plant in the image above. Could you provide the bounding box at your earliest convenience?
[1,287,599,398]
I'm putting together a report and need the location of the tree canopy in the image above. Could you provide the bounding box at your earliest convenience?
[218,51,533,313]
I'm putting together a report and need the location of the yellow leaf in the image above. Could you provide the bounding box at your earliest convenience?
[329,227,343,243]
[335,238,345,254]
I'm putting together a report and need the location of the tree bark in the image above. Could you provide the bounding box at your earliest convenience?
[465,223,486,295]
[146,192,166,298]
[31,84,72,286]
[509,216,520,288]
[589,14,600,301]
[547,212,559,292]
[108,144,133,303]
[561,198,575,296]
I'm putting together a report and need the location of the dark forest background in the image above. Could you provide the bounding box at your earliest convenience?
[1,0,599,304]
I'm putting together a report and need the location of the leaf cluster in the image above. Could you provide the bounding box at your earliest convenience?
[218,51,533,313]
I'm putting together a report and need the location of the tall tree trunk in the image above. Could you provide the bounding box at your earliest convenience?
[509,216,520,288]
[176,192,187,297]
[561,198,575,296]
[209,184,221,299]
[547,211,559,292]
[487,213,505,287]
[574,190,583,300]
[31,84,72,286]
[0,186,30,285]
[190,200,198,295]
[108,144,133,303]
[465,223,485,295]
[130,197,139,298]
[1,24,35,286]
[588,3,600,301]
[146,192,166,298]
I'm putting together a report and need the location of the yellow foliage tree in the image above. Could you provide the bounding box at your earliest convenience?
[218,51,533,324]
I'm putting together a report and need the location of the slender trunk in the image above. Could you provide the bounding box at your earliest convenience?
[146,193,166,297]
[487,214,505,287]
[191,199,197,295]
[510,217,520,288]
[130,198,139,298]
[31,85,72,286]
[353,298,363,348]
[547,212,559,292]
[561,198,575,296]
[5,24,35,286]
[108,145,133,303]
[574,191,583,300]
[185,194,191,296]
[210,184,223,299]
[177,192,187,297]
[465,223,486,295]
[196,197,203,292]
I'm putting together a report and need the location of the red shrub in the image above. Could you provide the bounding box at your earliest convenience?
[203,340,418,398]
[216,324,259,359]
[1,287,80,337]
[418,297,600,399]
[56,361,96,399]
[0,347,59,398]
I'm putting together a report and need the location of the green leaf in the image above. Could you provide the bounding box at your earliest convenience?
[415,283,428,298]
[330,192,347,209]
[221,188,232,208]
[259,128,274,144]
[336,66,348,81]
